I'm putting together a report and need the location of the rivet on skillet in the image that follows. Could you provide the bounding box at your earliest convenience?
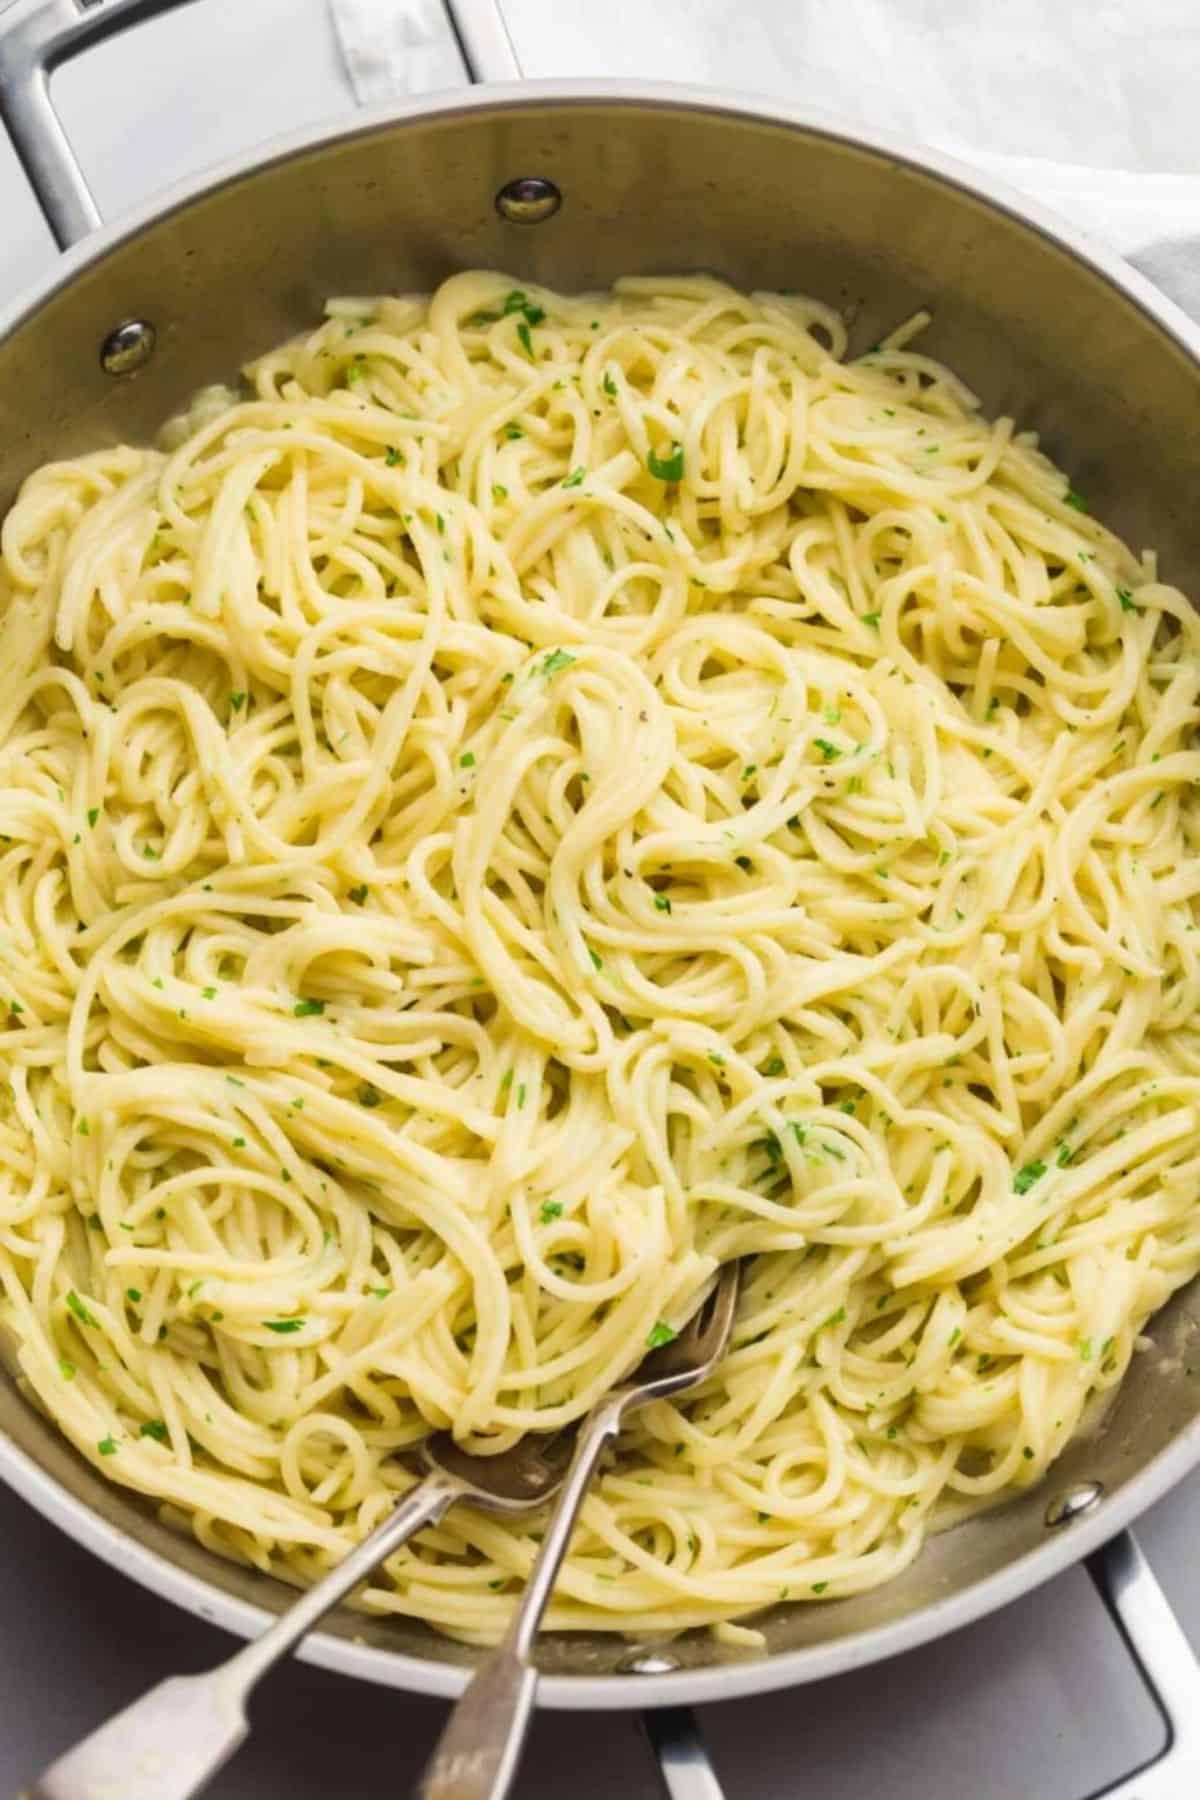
[495,176,562,223]
[100,319,156,377]
[618,1649,681,1675]
[1044,1480,1105,1527]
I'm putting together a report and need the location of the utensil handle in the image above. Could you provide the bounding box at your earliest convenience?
[0,0,519,250]
[0,0,205,248]
[633,1530,1200,1800]
[1083,1529,1200,1797]
[643,1709,727,1800]
[442,0,522,84]
[416,1395,626,1800]
[27,1469,461,1800]
[414,1649,539,1800]
[223,1465,460,1690]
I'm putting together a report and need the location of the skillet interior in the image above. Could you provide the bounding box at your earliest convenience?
[1,86,1199,1704]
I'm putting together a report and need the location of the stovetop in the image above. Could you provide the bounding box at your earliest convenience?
[0,4,1197,1795]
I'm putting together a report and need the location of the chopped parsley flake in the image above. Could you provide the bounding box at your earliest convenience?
[562,467,586,489]
[66,1291,97,1327]
[293,999,325,1017]
[502,289,546,327]
[139,1420,169,1443]
[98,1435,118,1456]
[540,1201,564,1223]
[539,648,576,678]
[647,442,684,482]
[647,1321,677,1350]
[263,1318,305,1334]
[1013,1159,1047,1195]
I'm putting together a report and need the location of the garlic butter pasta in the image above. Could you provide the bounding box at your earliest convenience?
[2,271,1199,1644]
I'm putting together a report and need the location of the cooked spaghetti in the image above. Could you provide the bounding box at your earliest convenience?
[1,271,1199,1646]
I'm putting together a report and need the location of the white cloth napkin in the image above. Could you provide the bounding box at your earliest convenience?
[328,0,1200,319]
[328,0,462,104]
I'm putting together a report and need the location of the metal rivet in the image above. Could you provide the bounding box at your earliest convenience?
[100,319,156,377]
[495,176,562,224]
[1045,1480,1105,1527]
[617,1650,680,1676]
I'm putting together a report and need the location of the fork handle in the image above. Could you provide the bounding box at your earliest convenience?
[29,1468,463,1800]
[416,1394,627,1800]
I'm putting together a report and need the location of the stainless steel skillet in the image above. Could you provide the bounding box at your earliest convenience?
[1,2,1200,1795]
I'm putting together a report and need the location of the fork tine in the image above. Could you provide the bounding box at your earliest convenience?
[704,1260,741,1343]
[424,1263,741,1501]
[636,1261,742,1385]
[686,1262,741,1345]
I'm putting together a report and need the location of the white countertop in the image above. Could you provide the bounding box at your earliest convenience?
[1,3,1198,1795]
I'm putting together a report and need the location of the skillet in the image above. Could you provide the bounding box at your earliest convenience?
[1,3,1199,1792]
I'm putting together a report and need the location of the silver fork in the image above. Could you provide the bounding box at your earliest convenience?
[28,1427,577,1800]
[415,1260,743,1800]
